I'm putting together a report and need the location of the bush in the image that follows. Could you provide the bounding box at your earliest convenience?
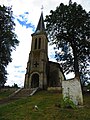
[60,96,76,109]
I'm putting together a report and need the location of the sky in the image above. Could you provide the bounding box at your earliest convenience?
[0,0,90,87]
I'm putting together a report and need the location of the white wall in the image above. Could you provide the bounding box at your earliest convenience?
[62,78,83,105]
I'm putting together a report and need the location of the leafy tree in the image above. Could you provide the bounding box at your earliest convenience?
[45,1,90,80]
[87,82,90,90]
[12,83,19,88]
[0,5,19,87]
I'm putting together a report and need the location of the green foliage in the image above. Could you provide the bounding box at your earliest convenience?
[45,1,90,80]
[87,83,90,90]
[12,83,19,88]
[0,5,19,86]
[60,96,76,109]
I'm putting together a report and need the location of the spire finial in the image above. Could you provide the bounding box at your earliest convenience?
[35,7,45,33]
[41,5,44,13]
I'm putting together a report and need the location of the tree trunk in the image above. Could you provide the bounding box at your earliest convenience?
[71,41,80,79]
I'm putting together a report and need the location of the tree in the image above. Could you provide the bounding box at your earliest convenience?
[45,1,90,80]
[12,83,19,88]
[0,5,19,87]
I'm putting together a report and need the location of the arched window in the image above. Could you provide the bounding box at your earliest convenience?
[38,38,41,49]
[34,38,37,49]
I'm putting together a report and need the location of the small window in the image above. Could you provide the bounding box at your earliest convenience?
[35,38,37,49]
[38,38,41,49]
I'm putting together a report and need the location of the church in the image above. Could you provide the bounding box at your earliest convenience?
[24,12,65,89]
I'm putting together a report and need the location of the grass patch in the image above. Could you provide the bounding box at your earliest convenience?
[0,88,17,100]
[0,90,90,120]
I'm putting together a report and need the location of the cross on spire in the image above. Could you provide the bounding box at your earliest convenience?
[41,5,44,12]
[35,8,45,33]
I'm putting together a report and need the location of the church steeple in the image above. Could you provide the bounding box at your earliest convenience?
[24,11,48,89]
[24,10,63,90]
[35,12,45,33]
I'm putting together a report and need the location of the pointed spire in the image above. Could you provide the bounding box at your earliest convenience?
[35,12,45,33]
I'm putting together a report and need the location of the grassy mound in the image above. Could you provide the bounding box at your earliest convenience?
[0,90,90,120]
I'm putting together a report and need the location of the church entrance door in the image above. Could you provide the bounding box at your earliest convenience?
[31,74,39,88]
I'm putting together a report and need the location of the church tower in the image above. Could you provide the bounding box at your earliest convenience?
[24,12,48,89]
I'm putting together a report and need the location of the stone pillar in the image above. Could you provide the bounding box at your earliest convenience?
[39,73,43,89]
[29,76,31,88]
[43,73,47,89]
[24,74,28,88]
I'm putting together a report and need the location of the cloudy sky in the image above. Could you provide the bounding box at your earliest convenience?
[0,0,90,87]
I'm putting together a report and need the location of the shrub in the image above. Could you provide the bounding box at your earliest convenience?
[60,96,76,109]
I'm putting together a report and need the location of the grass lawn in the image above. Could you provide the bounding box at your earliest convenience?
[0,90,90,120]
[0,88,17,100]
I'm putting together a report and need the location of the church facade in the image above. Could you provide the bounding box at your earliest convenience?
[24,12,65,89]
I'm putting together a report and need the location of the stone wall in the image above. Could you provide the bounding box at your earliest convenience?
[48,61,62,87]
[62,78,83,105]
